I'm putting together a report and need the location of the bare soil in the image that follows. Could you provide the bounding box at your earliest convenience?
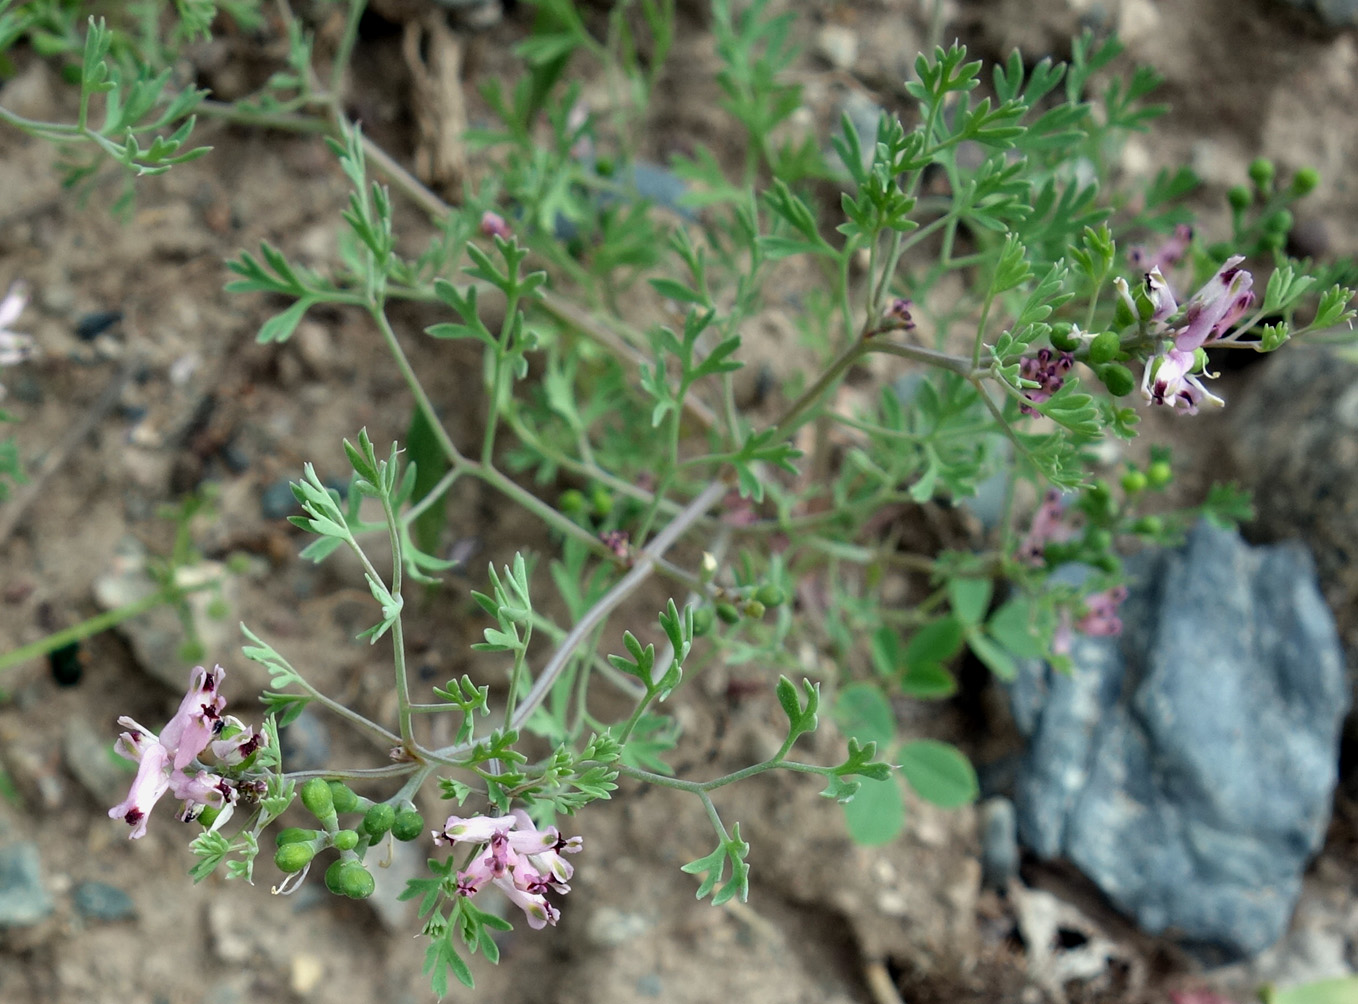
[1,2,1356,1003]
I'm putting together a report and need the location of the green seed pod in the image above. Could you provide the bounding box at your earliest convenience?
[1207,241,1235,263]
[1227,185,1252,211]
[1120,470,1148,495]
[589,485,613,518]
[559,488,586,515]
[754,585,786,607]
[1265,209,1294,234]
[1193,347,1210,373]
[1248,157,1275,191]
[691,606,714,637]
[197,806,221,830]
[362,803,396,838]
[1290,167,1320,196]
[1049,323,1080,351]
[1086,528,1113,554]
[274,842,317,874]
[336,862,376,900]
[300,778,335,823]
[1097,363,1135,397]
[1094,554,1120,574]
[276,827,320,847]
[1146,461,1173,489]
[391,810,425,842]
[1088,331,1121,365]
[328,782,360,815]
[1260,231,1286,252]
[324,859,346,896]
[715,602,740,625]
[1132,515,1164,535]
[332,829,360,852]
[742,600,766,619]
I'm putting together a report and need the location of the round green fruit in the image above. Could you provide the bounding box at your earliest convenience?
[391,810,425,842]
[362,803,396,838]
[274,842,316,874]
[328,782,360,815]
[1088,331,1121,365]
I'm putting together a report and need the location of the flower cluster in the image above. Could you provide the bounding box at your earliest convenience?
[433,810,583,929]
[1121,256,1255,413]
[1053,585,1129,655]
[1017,348,1075,416]
[109,665,264,839]
[1018,488,1074,564]
[0,282,34,401]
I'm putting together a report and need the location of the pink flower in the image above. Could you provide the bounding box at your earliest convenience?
[434,810,582,929]
[480,211,512,241]
[1075,585,1128,637]
[109,665,261,839]
[1140,346,1222,414]
[1135,257,1253,413]
[1173,256,1254,352]
[1018,489,1074,565]
[1128,223,1193,275]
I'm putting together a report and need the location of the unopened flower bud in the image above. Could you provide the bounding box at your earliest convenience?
[480,210,512,241]
[362,803,396,838]
[391,809,425,842]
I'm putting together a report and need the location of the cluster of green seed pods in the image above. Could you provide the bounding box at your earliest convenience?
[271,778,425,899]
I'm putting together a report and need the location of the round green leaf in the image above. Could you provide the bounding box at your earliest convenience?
[841,775,905,846]
[833,683,895,748]
[898,739,978,808]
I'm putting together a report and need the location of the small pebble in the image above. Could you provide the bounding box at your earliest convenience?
[72,881,136,922]
[0,843,53,928]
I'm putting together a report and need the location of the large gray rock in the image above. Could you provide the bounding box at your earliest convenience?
[1010,521,1348,960]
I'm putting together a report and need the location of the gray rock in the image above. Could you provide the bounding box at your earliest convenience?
[979,797,1019,891]
[1276,0,1358,27]
[72,881,136,922]
[1010,521,1348,960]
[0,843,53,927]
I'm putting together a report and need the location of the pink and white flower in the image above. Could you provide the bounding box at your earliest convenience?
[434,809,583,930]
[109,665,262,839]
